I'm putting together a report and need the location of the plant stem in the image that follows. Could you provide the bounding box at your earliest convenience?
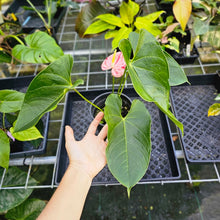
[72,88,103,112]
[5,35,24,45]
[3,113,6,129]
[46,0,52,29]
[112,76,115,93]
[119,70,129,96]
[26,0,51,35]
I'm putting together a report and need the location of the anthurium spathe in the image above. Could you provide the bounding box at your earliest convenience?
[101,51,126,78]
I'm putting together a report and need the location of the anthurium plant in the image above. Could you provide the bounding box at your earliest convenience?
[0,90,43,170]
[14,29,187,195]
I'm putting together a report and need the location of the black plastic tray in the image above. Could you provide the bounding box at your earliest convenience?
[0,76,49,158]
[170,74,220,163]
[55,88,181,185]
[5,0,67,33]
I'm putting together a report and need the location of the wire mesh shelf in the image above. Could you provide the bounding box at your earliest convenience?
[0,1,220,190]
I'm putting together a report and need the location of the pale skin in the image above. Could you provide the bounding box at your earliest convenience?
[37,112,108,220]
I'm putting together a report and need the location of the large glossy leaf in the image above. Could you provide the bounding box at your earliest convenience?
[0,167,37,213]
[173,0,192,31]
[0,90,25,113]
[5,198,46,220]
[119,29,183,133]
[75,0,108,38]
[12,31,64,64]
[105,94,151,195]
[162,50,188,86]
[0,130,10,170]
[14,55,84,132]
[120,0,139,25]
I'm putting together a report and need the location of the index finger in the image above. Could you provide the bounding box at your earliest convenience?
[87,111,104,134]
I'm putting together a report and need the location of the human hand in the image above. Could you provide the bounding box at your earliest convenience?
[65,112,108,180]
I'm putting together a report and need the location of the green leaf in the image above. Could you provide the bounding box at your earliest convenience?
[0,51,12,63]
[14,55,83,132]
[120,0,139,25]
[10,121,43,142]
[104,94,151,192]
[142,11,165,22]
[0,129,10,170]
[84,20,116,36]
[134,17,162,36]
[5,198,46,220]
[0,90,25,113]
[202,26,220,49]
[208,103,220,117]
[167,37,180,53]
[97,14,124,27]
[75,0,108,38]
[215,94,220,101]
[193,16,210,36]
[0,167,37,213]
[104,30,118,40]
[119,29,183,133]
[163,50,188,86]
[12,31,64,64]
[111,26,132,50]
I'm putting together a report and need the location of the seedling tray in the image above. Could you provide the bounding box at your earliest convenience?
[170,74,220,163]
[55,88,181,185]
[0,76,49,158]
[5,0,66,33]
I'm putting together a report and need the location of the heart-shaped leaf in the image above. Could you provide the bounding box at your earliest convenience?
[0,129,10,170]
[0,167,37,213]
[0,90,25,113]
[119,29,183,133]
[12,31,64,64]
[14,55,84,132]
[105,94,151,195]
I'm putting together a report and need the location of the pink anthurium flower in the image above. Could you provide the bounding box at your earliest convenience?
[7,131,15,142]
[101,51,126,78]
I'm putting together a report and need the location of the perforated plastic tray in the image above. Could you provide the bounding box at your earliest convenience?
[0,76,49,158]
[170,74,220,163]
[55,88,181,185]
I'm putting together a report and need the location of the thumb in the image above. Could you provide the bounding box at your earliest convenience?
[65,125,76,145]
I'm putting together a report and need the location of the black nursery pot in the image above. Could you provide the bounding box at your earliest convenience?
[90,92,132,128]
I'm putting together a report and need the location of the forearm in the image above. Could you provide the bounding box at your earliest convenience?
[37,166,92,220]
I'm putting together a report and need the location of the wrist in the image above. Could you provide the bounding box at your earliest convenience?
[67,164,93,184]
